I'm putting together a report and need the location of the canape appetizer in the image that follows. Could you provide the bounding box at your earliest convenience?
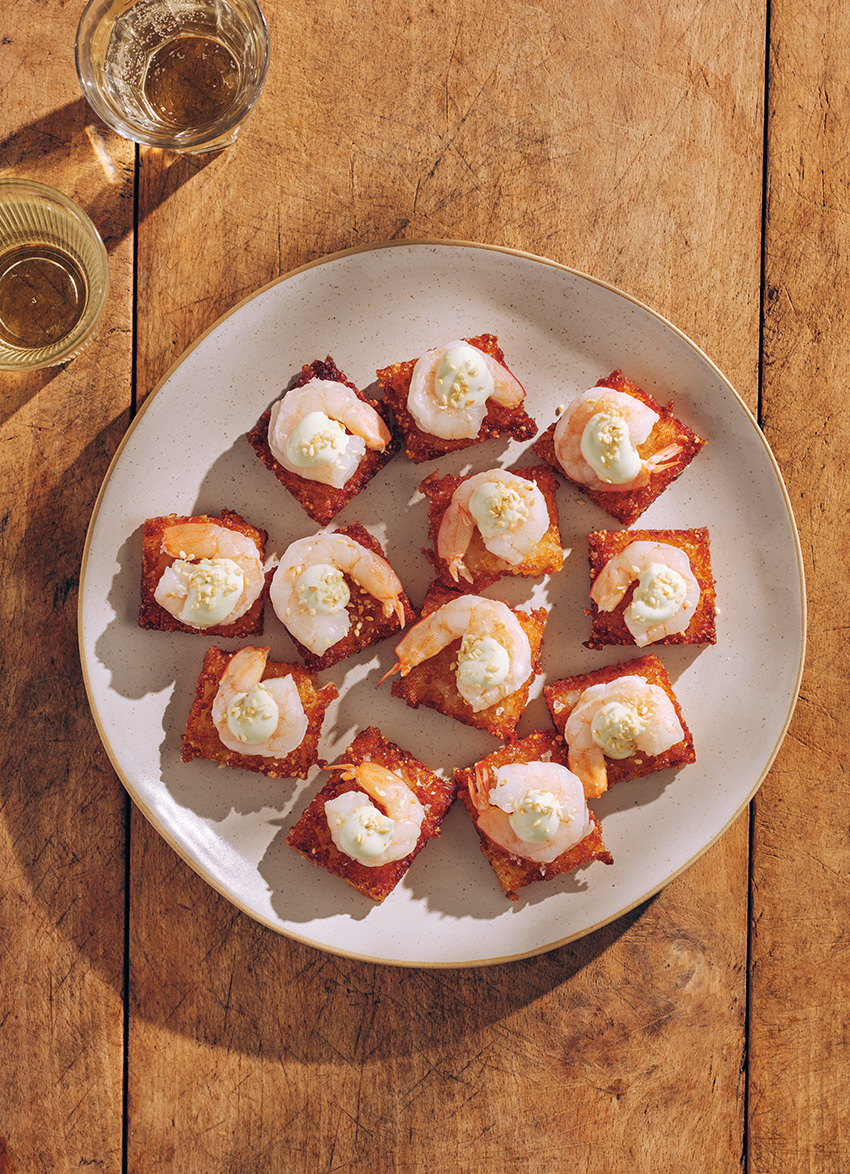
[246,356,401,524]
[377,334,536,462]
[455,729,612,900]
[139,509,269,637]
[534,370,705,524]
[181,646,337,779]
[421,465,564,591]
[286,727,456,902]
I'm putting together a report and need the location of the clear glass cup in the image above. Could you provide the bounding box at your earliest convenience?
[0,180,110,372]
[75,0,270,154]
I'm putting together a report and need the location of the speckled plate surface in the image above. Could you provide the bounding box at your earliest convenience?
[79,240,805,967]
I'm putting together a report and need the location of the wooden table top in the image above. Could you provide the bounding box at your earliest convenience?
[1,0,841,1169]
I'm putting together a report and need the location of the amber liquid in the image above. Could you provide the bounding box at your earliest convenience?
[0,244,87,349]
[143,34,239,129]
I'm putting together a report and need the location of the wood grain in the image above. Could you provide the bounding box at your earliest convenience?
[125,0,763,1170]
[0,5,134,1171]
[750,0,850,1169]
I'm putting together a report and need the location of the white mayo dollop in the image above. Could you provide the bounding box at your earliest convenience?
[580,410,643,484]
[335,803,395,862]
[433,344,494,410]
[591,699,647,760]
[508,788,563,843]
[457,633,510,692]
[169,557,244,627]
[284,410,351,470]
[627,563,689,628]
[295,563,350,615]
[225,682,280,745]
[469,480,528,538]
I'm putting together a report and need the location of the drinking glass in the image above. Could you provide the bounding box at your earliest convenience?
[0,180,110,372]
[75,0,270,154]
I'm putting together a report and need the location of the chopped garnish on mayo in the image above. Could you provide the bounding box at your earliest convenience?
[580,409,644,484]
[627,563,689,628]
[171,557,244,627]
[508,788,563,843]
[334,803,395,861]
[433,344,494,411]
[226,682,280,745]
[295,563,350,615]
[285,410,350,470]
[457,633,510,693]
[591,699,648,760]
[469,480,528,537]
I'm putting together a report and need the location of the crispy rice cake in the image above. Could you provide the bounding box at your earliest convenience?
[389,583,547,742]
[377,334,537,463]
[139,509,269,637]
[181,646,337,779]
[586,526,717,649]
[544,653,695,790]
[276,522,415,672]
[454,729,613,901]
[420,464,565,592]
[286,726,456,903]
[246,356,402,525]
[534,370,705,525]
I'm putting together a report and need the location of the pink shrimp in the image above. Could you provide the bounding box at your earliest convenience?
[268,379,391,488]
[211,646,308,758]
[436,469,549,583]
[407,340,526,440]
[470,760,593,864]
[590,540,701,646]
[380,594,531,712]
[563,677,685,797]
[553,387,681,491]
[270,531,407,655]
[154,521,265,628]
[324,762,425,866]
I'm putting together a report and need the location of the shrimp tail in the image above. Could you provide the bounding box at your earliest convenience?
[470,762,493,812]
[448,557,473,584]
[645,442,682,473]
[377,660,403,686]
[383,597,407,628]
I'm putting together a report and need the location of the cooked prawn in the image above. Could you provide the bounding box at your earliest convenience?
[154,521,265,628]
[324,761,426,866]
[270,532,406,655]
[211,646,308,758]
[469,760,593,863]
[407,340,526,440]
[436,469,549,583]
[268,379,391,489]
[590,540,700,646]
[380,594,531,712]
[564,677,685,797]
[553,387,681,491]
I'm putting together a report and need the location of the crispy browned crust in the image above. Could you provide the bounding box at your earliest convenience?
[454,729,613,900]
[181,646,338,779]
[586,527,717,649]
[286,726,457,902]
[389,583,547,741]
[283,521,416,671]
[376,334,537,463]
[544,653,696,788]
[533,370,706,525]
[138,509,269,637]
[245,356,402,525]
[420,464,565,592]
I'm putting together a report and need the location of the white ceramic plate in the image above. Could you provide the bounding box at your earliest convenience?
[79,241,805,967]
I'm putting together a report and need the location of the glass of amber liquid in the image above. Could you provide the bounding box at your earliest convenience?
[76,0,270,154]
[0,180,109,372]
